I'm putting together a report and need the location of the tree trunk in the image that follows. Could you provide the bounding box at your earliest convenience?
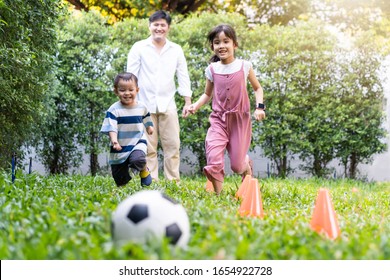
[312,154,320,177]
[348,153,358,179]
[89,127,100,175]
[50,143,61,174]
[276,154,288,178]
[90,152,99,176]
[66,0,88,11]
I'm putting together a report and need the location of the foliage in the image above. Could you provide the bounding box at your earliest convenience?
[65,0,311,25]
[311,0,390,35]
[0,172,389,259]
[110,17,150,70]
[0,0,62,169]
[318,1,390,55]
[236,0,311,25]
[247,22,336,177]
[34,12,150,176]
[34,80,83,174]
[49,10,118,175]
[65,0,234,23]
[334,32,387,178]
[246,21,387,178]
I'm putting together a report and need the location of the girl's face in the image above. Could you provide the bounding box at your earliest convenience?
[114,79,139,106]
[212,31,237,64]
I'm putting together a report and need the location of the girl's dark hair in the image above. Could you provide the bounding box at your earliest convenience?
[149,10,171,26]
[114,72,138,89]
[207,24,238,63]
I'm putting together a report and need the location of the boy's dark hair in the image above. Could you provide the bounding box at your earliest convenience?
[149,10,171,25]
[207,24,239,63]
[114,72,138,89]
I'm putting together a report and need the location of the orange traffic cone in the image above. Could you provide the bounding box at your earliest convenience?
[310,188,341,239]
[205,178,214,193]
[239,178,264,218]
[235,174,251,199]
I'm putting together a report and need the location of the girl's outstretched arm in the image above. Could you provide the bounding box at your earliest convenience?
[183,79,213,117]
[248,67,266,121]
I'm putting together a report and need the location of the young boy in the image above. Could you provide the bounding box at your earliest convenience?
[100,72,154,187]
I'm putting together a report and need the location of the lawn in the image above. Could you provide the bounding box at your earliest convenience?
[0,171,389,260]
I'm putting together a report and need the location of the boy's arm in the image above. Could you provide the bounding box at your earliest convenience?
[143,109,154,135]
[109,131,122,151]
[146,126,154,135]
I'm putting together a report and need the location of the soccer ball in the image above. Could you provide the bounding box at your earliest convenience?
[111,190,190,248]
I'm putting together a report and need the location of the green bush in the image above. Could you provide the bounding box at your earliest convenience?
[0,0,62,169]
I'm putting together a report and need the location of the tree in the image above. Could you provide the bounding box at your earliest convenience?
[65,0,213,22]
[248,20,387,178]
[65,0,310,25]
[36,12,152,175]
[35,80,83,174]
[311,0,390,34]
[334,32,387,179]
[236,0,310,25]
[54,11,118,175]
[247,22,336,177]
[0,0,62,170]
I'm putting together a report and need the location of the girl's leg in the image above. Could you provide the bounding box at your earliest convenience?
[241,155,253,178]
[210,177,223,195]
[204,121,228,194]
[227,114,252,175]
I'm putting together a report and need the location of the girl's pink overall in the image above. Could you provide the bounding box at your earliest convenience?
[204,62,251,183]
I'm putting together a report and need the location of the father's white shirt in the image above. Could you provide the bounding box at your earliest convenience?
[127,37,192,113]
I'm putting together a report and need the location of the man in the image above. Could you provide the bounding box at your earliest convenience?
[127,10,192,182]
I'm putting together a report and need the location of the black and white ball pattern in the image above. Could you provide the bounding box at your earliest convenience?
[111,190,190,248]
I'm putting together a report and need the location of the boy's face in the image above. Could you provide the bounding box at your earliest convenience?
[149,18,170,43]
[114,79,139,106]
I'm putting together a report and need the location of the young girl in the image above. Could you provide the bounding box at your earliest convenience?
[184,24,266,195]
[101,72,154,187]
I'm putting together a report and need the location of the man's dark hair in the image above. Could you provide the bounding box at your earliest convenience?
[149,10,172,25]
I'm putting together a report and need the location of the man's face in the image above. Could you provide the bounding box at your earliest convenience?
[149,18,170,43]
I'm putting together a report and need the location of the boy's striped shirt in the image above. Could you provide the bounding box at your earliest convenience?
[100,101,153,165]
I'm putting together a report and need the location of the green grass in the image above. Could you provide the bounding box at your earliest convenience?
[0,171,389,260]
